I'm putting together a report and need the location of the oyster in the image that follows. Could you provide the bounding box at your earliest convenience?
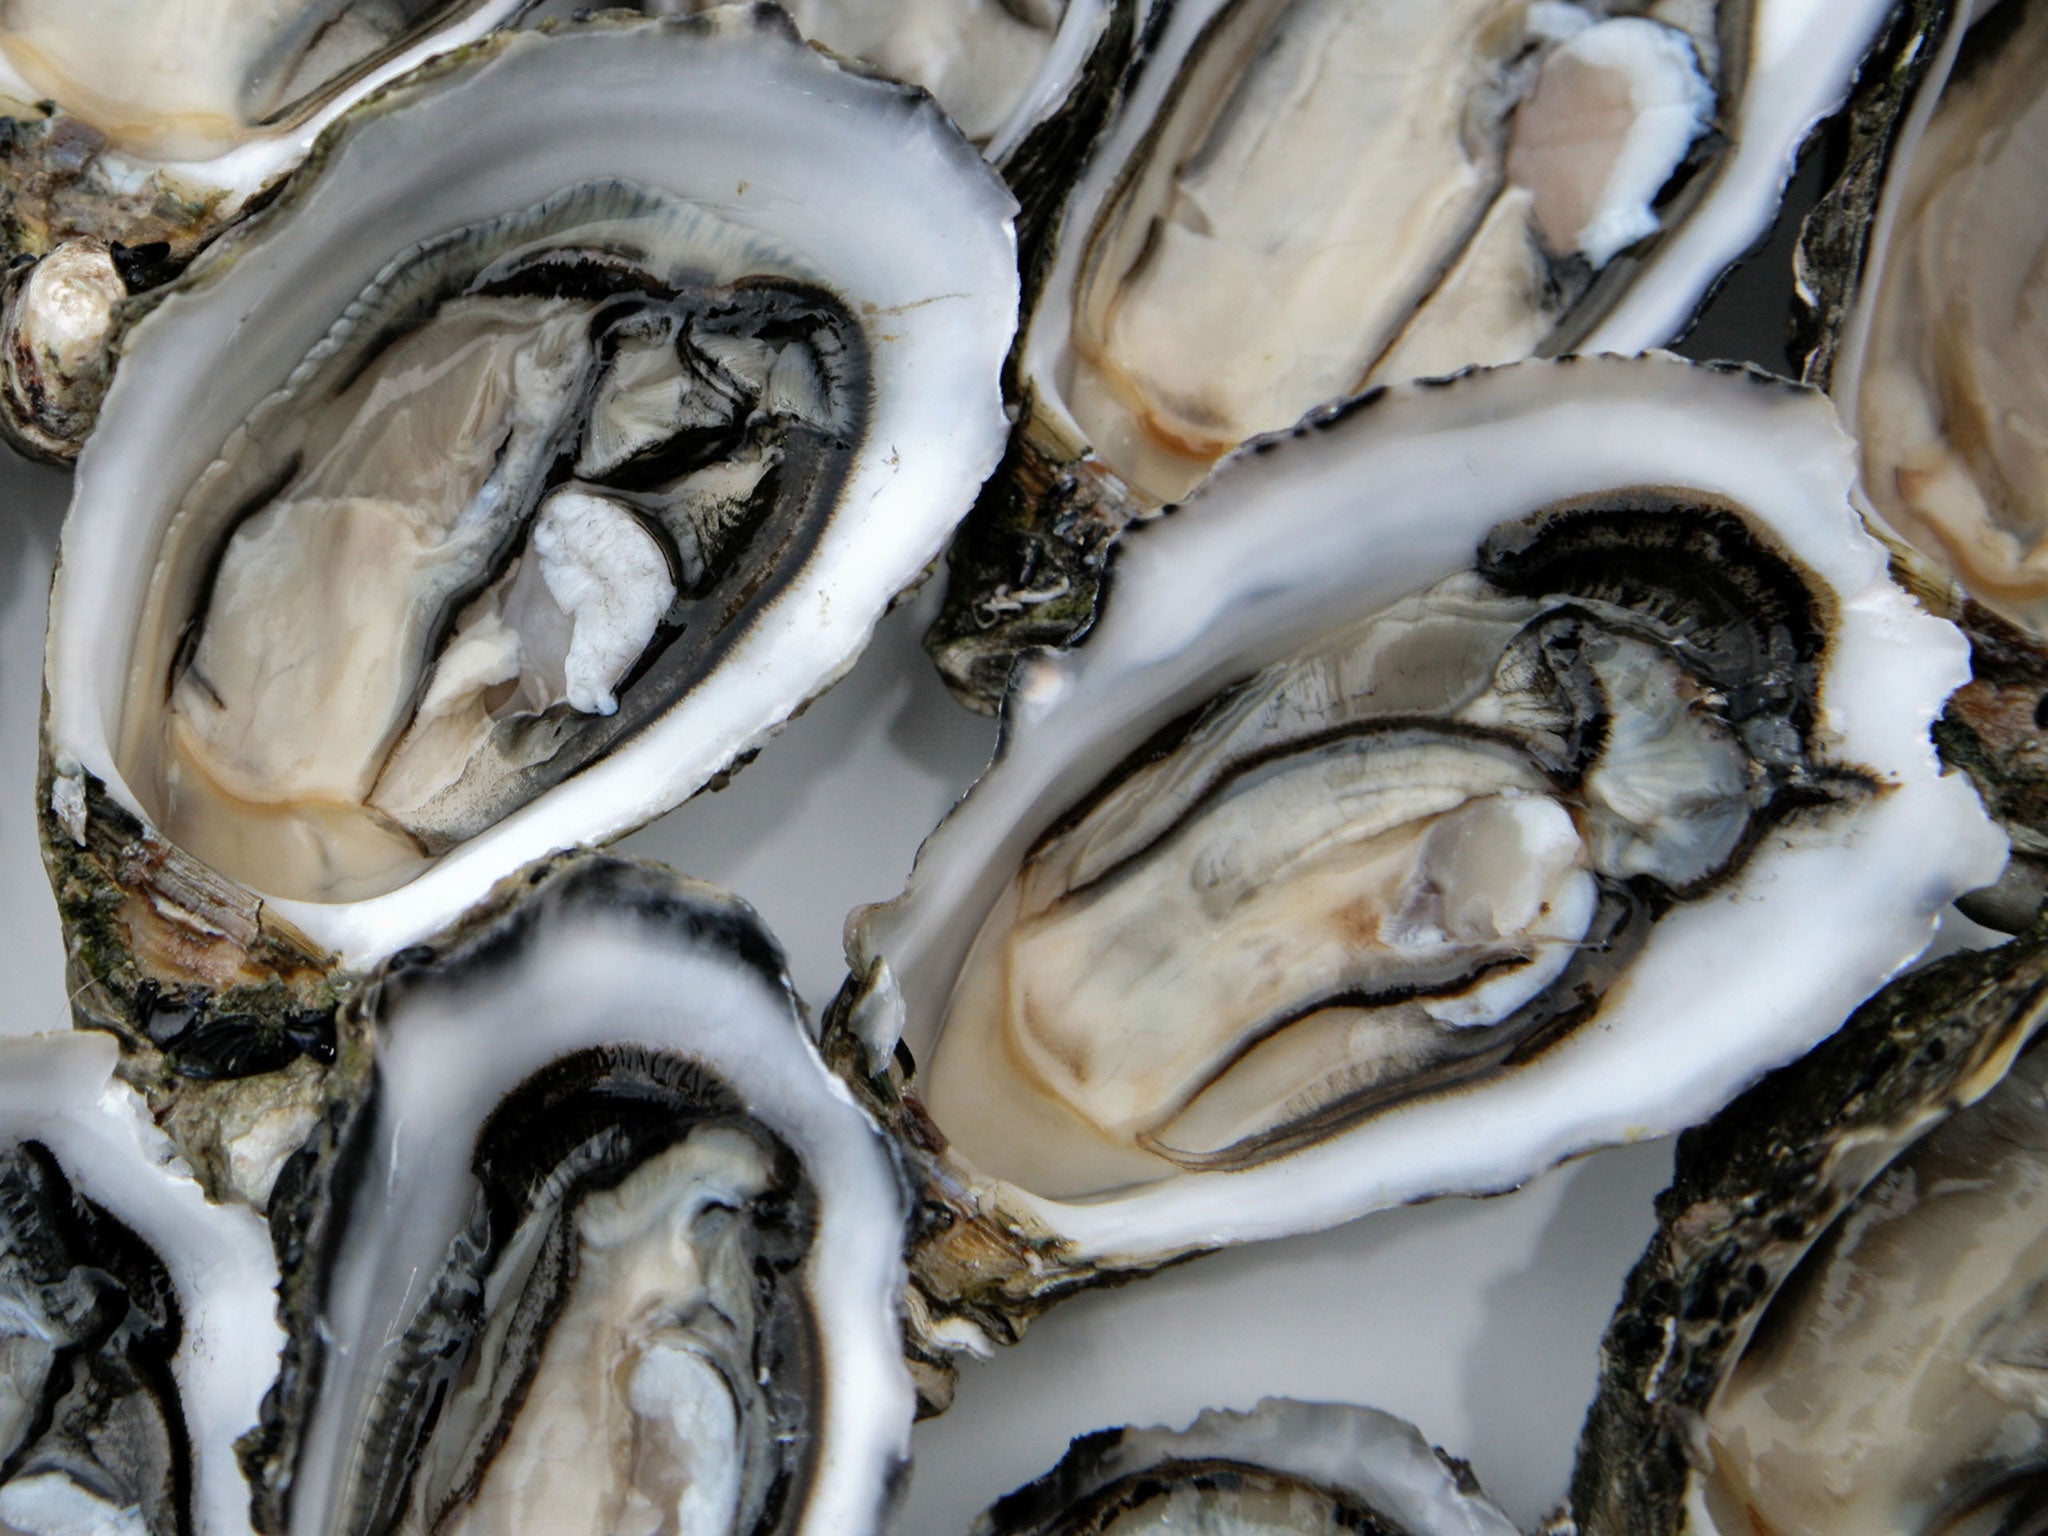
[128,178,879,908]
[0,1,537,460]
[1802,0,2048,637]
[827,355,2003,1358]
[0,1,523,166]
[0,1030,280,1536]
[251,852,914,1536]
[1556,916,2048,1536]
[930,0,1903,706]
[660,0,1137,165]
[974,1399,1519,1536]
[1793,0,2048,924]
[37,5,1015,1185]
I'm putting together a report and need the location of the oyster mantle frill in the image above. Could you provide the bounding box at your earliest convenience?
[1803,0,2048,639]
[929,495,1866,1193]
[127,179,879,907]
[829,355,2005,1348]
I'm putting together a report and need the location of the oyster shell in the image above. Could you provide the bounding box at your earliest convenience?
[827,355,2003,1361]
[128,178,879,908]
[1794,0,2048,928]
[1802,0,2048,637]
[0,237,127,462]
[0,1030,280,1536]
[0,1,523,167]
[1555,918,2048,1536]
[251,852,914,1536]
[929,0,1904,707]
[36,6,1015,1188]
[974,1399,1519,1536]
[660,0,1138,165]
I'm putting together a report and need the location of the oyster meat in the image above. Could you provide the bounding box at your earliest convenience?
[674,0,1067,148]
[1702,1025,2048,1534]
[1054,0,1721,499]
[0,1,522,163]
[929,492,1857,1194]
[1820,0,2048,634]
[656,0,1151,177]
[930,0,1899,704]
[129,180,874,906]
[39,6,1016,1015]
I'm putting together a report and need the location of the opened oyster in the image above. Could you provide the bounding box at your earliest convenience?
[1793,0,2048,918]
[0,1,539,460]
[37,6,1016,1183]
[1557,914,2048,1535]
[245,852,915,1536]
[829,355,2003,1359]
[1801,0,2048,639]
[659,0,1139,168]
[974,1399,1518,1536]
[930,0,1901,705]
[0,1030,280,1536]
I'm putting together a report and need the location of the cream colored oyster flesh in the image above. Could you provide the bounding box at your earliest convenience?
[44,10,1018,967]
[122,186,866,905]
[926,502,1845,1200]
[764,0,1065,146]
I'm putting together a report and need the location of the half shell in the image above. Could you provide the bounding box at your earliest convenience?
[829,354,2003,1362]
[929,0,1903,707]
[37,4,1016,1197]
[253,852,915,1536]
[975,1399,1519,1536]
[1556,919,2048,1535]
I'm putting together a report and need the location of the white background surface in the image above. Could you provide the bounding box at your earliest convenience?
[0,442,1671,1533]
